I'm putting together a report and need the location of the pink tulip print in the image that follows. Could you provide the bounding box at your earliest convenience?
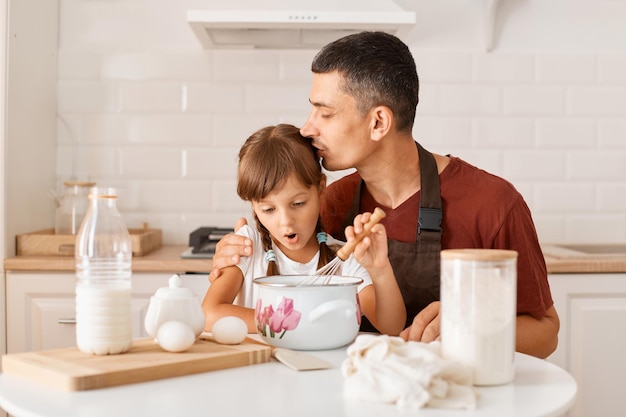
[255,296,302,338]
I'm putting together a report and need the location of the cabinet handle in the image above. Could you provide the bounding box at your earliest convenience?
[58,318,77,325]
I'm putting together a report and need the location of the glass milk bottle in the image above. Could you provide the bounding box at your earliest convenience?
[75,187,133,355]
[440,249,518,386]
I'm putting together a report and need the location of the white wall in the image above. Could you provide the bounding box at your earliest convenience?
[1,0,8,360]
[53,0,626,246]
[4,0,58,256]
[1,0,7,260]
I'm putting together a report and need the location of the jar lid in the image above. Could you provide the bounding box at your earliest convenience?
[153,274,197,300]
[441,249,518,261]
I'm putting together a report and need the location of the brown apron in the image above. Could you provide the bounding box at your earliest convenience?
[341,142,443,331]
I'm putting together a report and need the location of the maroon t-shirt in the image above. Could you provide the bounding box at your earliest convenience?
[321,156,553,320]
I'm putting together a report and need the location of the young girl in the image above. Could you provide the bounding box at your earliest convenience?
[202,124,406,336]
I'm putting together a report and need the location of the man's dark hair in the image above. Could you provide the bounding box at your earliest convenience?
[311,31,419,133]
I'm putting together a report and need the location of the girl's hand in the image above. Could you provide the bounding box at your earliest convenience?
[344,212,389,273]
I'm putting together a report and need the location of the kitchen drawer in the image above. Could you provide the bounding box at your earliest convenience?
[4,272,209,354]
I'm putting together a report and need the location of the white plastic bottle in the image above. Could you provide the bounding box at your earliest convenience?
[75,187,133,355]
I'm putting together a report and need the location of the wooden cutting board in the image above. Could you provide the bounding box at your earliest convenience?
[1,338,272,391]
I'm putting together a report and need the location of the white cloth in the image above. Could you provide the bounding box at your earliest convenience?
[234,225,373,308]
[341,334,477,409]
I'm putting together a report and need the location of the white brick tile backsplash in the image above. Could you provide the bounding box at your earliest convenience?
[279,50,319,81]
[188,209,251,229]
[440,85,501,115]
[504,86,566,116]
[184,82,246,114]
[415,84,442,115]
[450,150,503,178]
[111,182,142,212]
[536,55,597,84]
[511,182,535,206]
[57,51,102,80]
[598,119,626,147]
[567,150,626,180]
[213,115,281,147]
[120,148,182,179]
[57,81,118,113]
[100,52,213,81]
[535,183,596,212]
[118,82,183,113]
[598,183,626,211]
[536,119,596,148]
[569,86,626,116]
[503,150,567,181]
[213,51,280,82]
[413,117,472,150]
[598,54,626,84]
[565,214,625,243]
[533,214,566,245]
[473,54,534,83]
[212,180,249,213]
[56,145,118,180]
[472,118,535,148]
[246,84,311,114]
[79,114,131,145]
[124,212,184,246]
[185,148,238,180]
[128,115,212,146]
[59,1,199,51]
[51,1,626,244]
[140,181,212,212]
[412,52,472,83]
[57,113,83,146]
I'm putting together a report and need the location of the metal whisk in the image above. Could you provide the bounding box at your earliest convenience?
[299,207,387,285]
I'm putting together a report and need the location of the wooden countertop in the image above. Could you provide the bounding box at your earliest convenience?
[3,245,625,274]
[543,254,626,274]
[3,245,212,273]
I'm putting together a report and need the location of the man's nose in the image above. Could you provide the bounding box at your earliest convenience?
[300,114,316,138]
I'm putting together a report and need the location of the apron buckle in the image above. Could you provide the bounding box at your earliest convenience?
[418,207,442,234]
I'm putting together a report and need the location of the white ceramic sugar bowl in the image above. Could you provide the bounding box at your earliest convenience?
[144,274,206,340]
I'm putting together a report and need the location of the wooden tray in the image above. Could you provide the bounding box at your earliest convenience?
[16,228,162,257]
[1,338,272,391]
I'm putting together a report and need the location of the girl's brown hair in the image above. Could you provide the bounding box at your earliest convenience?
[237,124,337,276]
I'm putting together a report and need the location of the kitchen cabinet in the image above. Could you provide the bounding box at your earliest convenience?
[5,272,210,354]
[547,273,626,417]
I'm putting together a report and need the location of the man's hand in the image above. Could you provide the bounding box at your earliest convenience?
[399,301,441,342]
[208,218,252,283]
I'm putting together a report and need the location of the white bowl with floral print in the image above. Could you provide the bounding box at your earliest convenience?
[253,275,363,351]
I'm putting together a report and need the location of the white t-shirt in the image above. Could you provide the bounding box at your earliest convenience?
[235,224,373,308]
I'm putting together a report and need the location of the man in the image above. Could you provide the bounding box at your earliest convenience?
[210,31,559,359]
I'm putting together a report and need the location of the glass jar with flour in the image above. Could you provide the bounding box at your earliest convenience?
[55,181,96,235]
[440,249,518,386]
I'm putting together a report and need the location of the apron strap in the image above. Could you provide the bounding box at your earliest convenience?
[340,142,443,242]
[416,142,443,238]
[340,142,444,330]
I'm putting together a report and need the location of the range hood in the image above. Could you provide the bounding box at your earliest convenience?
[187,0,416,49]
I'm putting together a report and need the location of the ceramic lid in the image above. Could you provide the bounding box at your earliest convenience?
[153,274,197,299]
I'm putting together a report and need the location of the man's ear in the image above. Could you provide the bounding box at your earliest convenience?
[370,105,393,142]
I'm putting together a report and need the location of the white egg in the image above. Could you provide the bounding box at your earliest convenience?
[156,320,196,352]
[211,316,248,345]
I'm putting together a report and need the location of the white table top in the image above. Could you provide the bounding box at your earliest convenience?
[0,344,577,417]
